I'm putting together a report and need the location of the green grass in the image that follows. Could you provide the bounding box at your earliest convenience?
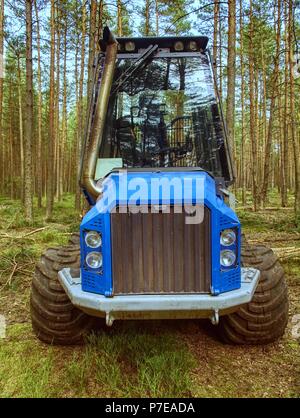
[0,194,80,231]
[1,320,298,398]
[0,192,299,398]
[235,188,299,233]
[0,325,55,398]
[235,188,295,208]
[0,323,196,398]
[237,209,297,234]
[0,194,198,398]
[0,195,81,289]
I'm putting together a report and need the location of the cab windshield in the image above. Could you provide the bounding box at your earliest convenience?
[101,53,230,179]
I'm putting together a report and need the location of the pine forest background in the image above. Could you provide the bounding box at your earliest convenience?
[0,0,299,222]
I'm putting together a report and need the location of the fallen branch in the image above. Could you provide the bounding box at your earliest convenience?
[22,227,48,237]
[0,226,48,240]
[249,236,300,243]
[4,260,18,288]
[271,246,300,259]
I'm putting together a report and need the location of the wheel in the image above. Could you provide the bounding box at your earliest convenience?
[30,244,95,345]
[68,232,80,246]
[218,244,289,345]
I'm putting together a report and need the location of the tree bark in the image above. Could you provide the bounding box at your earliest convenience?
[249,0,258,211]
[117,0,123,37]
[0,0,4,193]
[288,0,300,217]
[60,15,68,199]
[24,0,34,221]
[87,0,97,100]
[218,4,223,100]
[55,9,61,200]
[17,55,24,203]
[145,0,150,36]
[155,0,159,36]
[225,0,236,159]
[282,0,289,206]
[34,0,43,208]
[261,0,281,204]
[46,0,56,220]
[213,0,219,69]
[239,0,246,205]
[75,5,87,211]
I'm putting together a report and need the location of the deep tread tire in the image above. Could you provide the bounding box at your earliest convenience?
[30,244,95,345]
[218,244,289,345]
[68,232,80,246]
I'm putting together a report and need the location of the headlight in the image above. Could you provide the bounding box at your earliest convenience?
[86,252,103,269]
[220,250,236,267]
[220,229,236,246]
[85,231,102,248]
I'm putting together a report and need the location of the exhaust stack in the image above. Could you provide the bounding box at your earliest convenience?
[80,27,118,201]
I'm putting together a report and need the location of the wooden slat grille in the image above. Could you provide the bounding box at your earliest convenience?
[111,205,211,294]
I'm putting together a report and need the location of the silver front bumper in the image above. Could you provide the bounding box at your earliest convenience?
[58,268,260,326]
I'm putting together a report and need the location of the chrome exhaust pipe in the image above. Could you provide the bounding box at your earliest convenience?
[80,27,118,201]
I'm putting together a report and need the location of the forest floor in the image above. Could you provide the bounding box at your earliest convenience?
[0,192,299,398]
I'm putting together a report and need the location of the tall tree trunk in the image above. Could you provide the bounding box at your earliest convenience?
[46,0,56,220]
[261,0,281,204]
[34,0,43,208]
[288,0,300,218]
[155,0,159,35]
[145,0,150,35]
[0,0,4,193]
[9,79,13,198]
[55,11,61,200]
[24,0,33,221]
[226,0,236,161]
[218,5,223,101]
[249,0,258,211]
[213,0,219,69]
[282,0,289,207]
[117,0,123,36]
[97,0,104,45]
[239,0,246,205]
[75,5,87,211]
[60,17,68,199]
[87,0,97,100]
[17,55,24,203]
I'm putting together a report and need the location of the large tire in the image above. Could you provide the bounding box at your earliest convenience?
[218,244,289,345]
[30,244,95,345]
[68,232,80,246]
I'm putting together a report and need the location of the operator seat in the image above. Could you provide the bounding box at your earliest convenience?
[115,117,138,166]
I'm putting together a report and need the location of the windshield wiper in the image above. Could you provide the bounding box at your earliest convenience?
[112,44,159,95]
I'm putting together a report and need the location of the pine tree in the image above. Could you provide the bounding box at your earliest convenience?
[24,0,33,221]
[46,0,56,220]
[226,0,236,163]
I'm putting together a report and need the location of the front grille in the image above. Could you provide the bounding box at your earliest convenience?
[111,205,211,295]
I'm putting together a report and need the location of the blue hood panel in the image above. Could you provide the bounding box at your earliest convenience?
[81,171,241,296]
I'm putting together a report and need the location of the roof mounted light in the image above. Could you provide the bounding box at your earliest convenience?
[174,41,184,51]
[125,41,135,52]
[188,41,198,51]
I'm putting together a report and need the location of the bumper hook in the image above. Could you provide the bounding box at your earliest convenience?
[210,309,219,326]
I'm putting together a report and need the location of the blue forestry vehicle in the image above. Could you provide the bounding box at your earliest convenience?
[30,28,288,345]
